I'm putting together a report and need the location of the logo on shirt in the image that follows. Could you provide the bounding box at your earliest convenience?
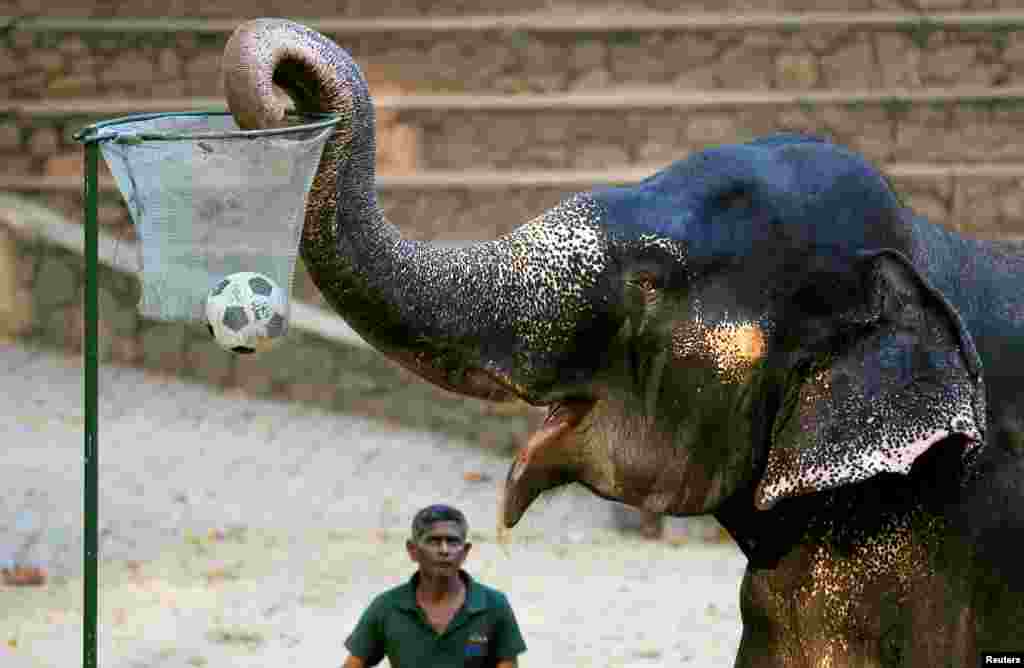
[465,632,489,657]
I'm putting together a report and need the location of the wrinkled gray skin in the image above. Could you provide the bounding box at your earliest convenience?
[224,20,1024,666]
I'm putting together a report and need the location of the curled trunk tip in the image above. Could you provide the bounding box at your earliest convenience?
[222,19,291,130]
[223,18,358,130]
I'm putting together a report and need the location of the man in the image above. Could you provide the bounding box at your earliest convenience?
[341,504,527,667]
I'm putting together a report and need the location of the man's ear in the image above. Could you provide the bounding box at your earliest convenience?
[755,249,986,510]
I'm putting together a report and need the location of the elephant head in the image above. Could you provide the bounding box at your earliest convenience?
[223,21,986,534]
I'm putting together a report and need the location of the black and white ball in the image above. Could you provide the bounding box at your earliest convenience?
[205,272,289,354]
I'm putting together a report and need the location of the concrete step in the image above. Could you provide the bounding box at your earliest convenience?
[7,88,1024,178]
[4,162,1024,252]
[6,12,1024,98]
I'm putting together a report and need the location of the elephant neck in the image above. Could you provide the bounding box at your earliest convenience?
[909,215,1024,422]
[716,439,968,568]
[909,215,1024,346]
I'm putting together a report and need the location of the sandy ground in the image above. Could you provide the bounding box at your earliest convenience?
[0,342,746,667]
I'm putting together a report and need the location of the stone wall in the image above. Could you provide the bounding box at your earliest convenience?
[11,0,1024,19]
[355,25,1024,93]
[12,98,1024,186]
[407,102,1024,168]
[18,162,1024,257]
[6,15,1024,248]
[4,0,544,18]
[0,208,538,451]
[7,21,1024,100]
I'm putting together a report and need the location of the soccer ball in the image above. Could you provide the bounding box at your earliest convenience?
[205,271,289,354]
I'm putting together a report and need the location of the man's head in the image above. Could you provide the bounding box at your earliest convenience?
[406,504,472,577]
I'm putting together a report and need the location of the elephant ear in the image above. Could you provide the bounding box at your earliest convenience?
[755,249,986,510]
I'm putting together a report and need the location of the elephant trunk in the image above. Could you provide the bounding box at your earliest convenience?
[222,19,611,403]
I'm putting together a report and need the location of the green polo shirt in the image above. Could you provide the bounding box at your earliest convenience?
[345,570,527,667]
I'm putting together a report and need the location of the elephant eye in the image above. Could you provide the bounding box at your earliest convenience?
[716,188,752,211]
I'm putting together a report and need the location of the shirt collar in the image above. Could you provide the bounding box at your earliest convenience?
[398,570,486,613]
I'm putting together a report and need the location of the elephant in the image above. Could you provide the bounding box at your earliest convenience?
[222,19,1024,667]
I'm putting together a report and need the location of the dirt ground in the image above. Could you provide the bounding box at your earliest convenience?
[0,342,747,667]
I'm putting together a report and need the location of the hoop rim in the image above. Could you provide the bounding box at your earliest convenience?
[73,110,342,144]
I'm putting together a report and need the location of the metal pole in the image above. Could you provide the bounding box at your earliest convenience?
[82,140,99,668]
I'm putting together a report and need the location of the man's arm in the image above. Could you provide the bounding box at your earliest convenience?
[341,655,366,668]
[492,591,527,666]
[343,597,386,667]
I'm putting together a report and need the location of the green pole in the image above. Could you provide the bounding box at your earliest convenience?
[82,139,99,668]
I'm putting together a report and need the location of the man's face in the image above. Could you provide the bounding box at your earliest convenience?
[407,521,471,578]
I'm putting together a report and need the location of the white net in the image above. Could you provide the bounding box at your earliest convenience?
[99,113,335,323]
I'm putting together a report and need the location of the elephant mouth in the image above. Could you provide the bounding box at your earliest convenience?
[390,347,597,528]
[501,398,595,528]
[388,351,516,403]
